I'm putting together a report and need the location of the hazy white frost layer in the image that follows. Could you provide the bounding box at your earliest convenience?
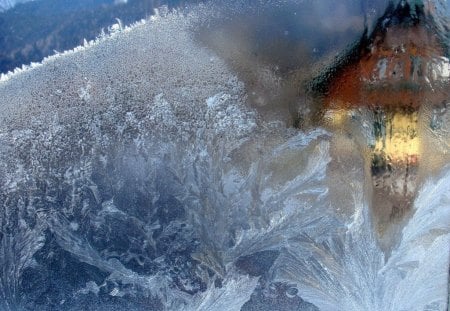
[0,3,449,311]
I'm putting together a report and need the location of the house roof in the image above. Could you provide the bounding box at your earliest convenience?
[309,0,449,107]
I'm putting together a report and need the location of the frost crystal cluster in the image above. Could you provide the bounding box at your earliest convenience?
[0,1,448,310]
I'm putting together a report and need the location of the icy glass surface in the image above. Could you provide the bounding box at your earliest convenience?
[0,0,35,11]
[0,0,203,74]
[0,1,449,310]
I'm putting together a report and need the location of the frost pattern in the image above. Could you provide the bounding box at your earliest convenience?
[272,168,450,311]
[178,274,259,311]
[0,3,449,311]
[0,0,34,12]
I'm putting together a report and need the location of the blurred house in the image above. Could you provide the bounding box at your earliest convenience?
[312,0,449,235]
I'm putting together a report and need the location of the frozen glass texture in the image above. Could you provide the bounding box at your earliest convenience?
[0,0,448,310]
[0,0,35,12]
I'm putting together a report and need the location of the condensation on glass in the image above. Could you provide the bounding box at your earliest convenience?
[315,0,449,241]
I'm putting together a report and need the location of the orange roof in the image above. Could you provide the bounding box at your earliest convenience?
[316,1,449,110]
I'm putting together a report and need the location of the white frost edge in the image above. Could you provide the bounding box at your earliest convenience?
[0,17,150,84]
